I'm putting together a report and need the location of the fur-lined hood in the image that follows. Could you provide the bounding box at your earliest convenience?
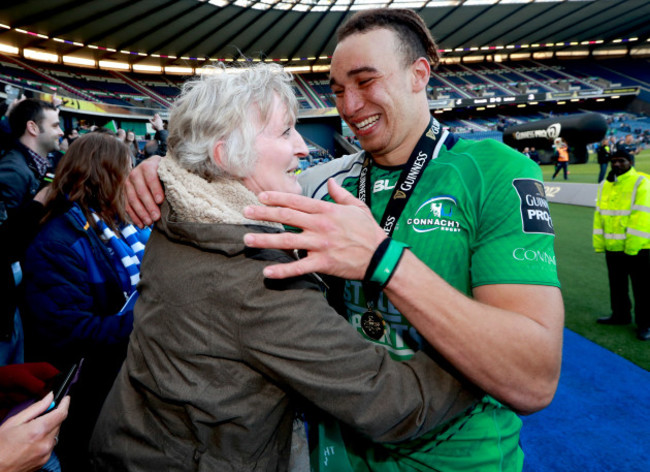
[158,157,281,229]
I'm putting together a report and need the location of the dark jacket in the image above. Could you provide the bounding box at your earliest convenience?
[90,159,478,472]
[597,144,611,165]
[0,143,45,341]
[154,128,168,156]
[22,202,146,470]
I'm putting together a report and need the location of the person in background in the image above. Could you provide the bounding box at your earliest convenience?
[616,134,639,164]
[597,138,611,183]
[552,137,570,180]
[60,128,78,152]
[594,149,650,341]
[529,146,540,164]
[0,99,61,366]
[125,130,140,167]
[149,113,168,157]
[21,132,150,470]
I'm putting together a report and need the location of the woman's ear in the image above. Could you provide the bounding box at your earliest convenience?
[212,140,225,168]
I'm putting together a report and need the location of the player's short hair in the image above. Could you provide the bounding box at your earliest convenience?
[337,8,440,69]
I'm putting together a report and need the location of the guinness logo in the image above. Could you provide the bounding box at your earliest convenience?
[426,119,440,141]
[394,190,407,199]
[534,182,545,196]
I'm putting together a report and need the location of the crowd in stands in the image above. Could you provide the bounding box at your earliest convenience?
[3,54,649,115]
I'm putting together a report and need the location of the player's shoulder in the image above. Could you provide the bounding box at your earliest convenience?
[298,151,364,200]
[447,137,527,161]
[442,136,541,180]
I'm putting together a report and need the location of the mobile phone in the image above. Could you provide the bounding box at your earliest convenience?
[0,359,83,425]
[4,85,21,103]
[43,359,83,414]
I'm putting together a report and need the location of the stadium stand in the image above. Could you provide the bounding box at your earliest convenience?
[2,53,647,120]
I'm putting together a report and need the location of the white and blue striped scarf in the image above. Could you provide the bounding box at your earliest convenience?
[92,213,147,295]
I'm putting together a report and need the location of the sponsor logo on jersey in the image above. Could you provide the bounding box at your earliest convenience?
[406,196,461,233]
[512,178,554,235]
[513,247,557,265]
[373,179,396,193]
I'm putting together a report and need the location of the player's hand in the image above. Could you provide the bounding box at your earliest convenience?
[243,179,386,280]
[0,392,70,472]
[125,155,164,227]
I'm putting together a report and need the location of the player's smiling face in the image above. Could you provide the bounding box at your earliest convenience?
[329,28,420,164]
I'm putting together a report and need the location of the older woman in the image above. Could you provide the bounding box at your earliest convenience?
[89,64,477,471]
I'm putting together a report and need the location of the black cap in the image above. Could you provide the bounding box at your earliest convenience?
[611,149,632,161]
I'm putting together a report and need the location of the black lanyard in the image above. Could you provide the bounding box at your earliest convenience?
[357,117,444,340]
[358,117,443,238]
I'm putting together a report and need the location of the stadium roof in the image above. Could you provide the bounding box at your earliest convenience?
[1,0,649,69]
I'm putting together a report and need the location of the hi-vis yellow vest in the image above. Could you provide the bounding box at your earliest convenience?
[593,168,650,255]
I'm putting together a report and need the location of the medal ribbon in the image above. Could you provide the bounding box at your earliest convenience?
[357,117,445,339]
[358,116,443,238]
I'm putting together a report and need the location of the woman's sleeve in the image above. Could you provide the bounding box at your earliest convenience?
[238,274,476,444]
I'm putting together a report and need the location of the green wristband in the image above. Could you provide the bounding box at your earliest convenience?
[370,239,410,288]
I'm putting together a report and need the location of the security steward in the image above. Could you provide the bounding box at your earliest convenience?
[594,149,650,340]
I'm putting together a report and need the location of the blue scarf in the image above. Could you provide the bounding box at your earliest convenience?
[91,213,149,295]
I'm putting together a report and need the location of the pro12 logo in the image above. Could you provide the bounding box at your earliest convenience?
[512,179,554,235]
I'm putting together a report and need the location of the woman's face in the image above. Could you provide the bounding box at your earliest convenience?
[243,96,308,196]
[127,131,135,142]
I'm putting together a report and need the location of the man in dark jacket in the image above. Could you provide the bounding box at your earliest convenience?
[0,99,62,364]
[597,139,611,183]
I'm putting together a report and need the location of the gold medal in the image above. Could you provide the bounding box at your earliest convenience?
[361,309,385,340]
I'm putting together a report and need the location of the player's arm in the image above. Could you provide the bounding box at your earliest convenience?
[243,179,563,414]
[124,155,164,227]
[383,252,563,414]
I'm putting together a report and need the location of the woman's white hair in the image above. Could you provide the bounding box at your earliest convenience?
[167,63,298,180]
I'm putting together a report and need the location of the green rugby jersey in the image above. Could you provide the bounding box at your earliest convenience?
[299,133,559,360]
[299,132,558,471]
